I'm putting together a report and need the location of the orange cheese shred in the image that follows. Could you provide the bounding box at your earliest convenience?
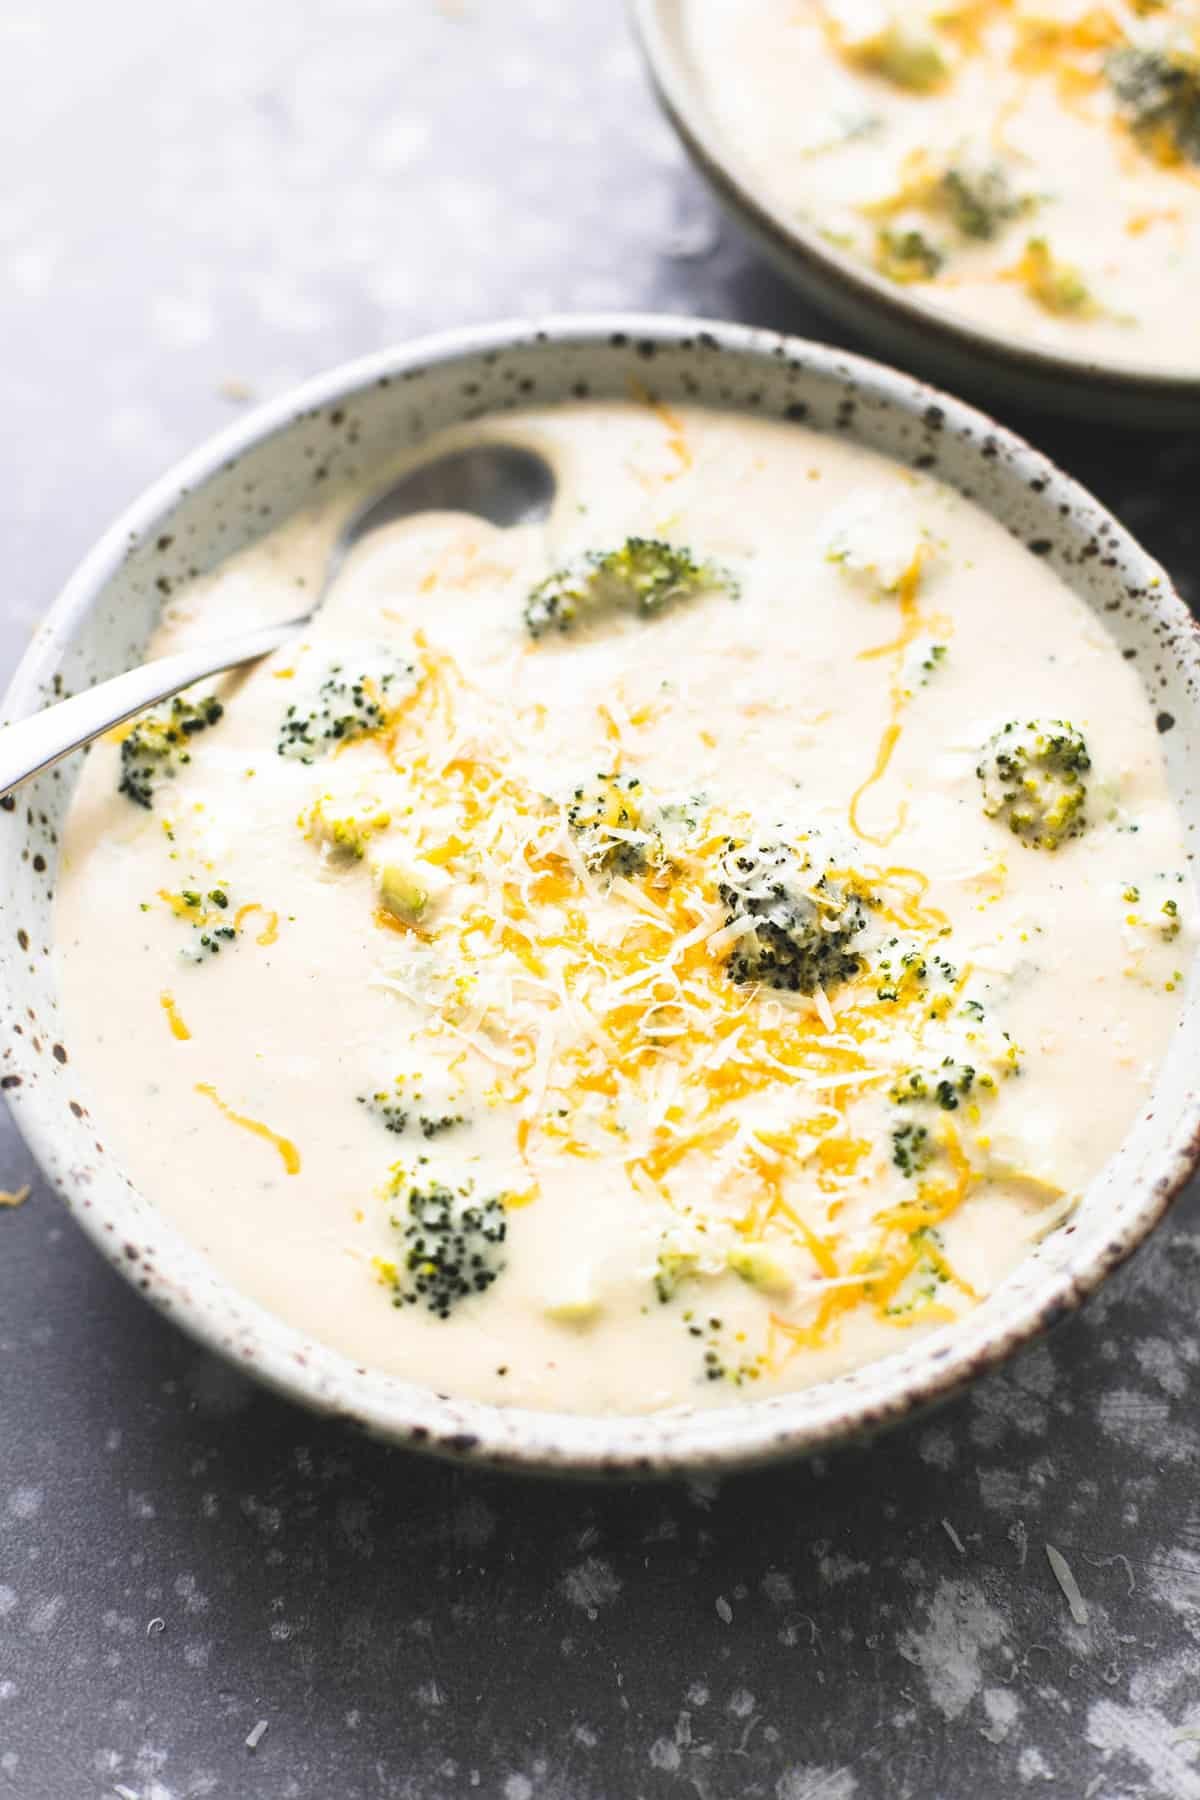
[194,1083,300,1175]
[159,991,191,1042]
[233,903,279,946]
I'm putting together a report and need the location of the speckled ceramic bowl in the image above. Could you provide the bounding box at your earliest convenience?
[631,0,1200,428]
[3,316,1199,1476]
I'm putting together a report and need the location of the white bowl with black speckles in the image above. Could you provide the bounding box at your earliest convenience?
[4,316,1199,1476]
[630,0,1200,428]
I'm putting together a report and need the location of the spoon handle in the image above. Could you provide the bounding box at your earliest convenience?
[0,615,306,800]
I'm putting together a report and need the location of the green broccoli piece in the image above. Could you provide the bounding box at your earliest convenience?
[716,839,870,995]
[843,18,948,92]
[164,885,239,962]
[358,1089,409,1134]
[361,1074,463,1138]
[654,1249,700,1303]
[874,228,945,284]
[375,859,447,929]
[304,795,392,860]
[1009,238,1097,317]
[940,164,1030,240]
[892,1121,934,1178]
[277,660,415,762]
[118,693,224,808]
[419,1112,464,1138]
[726,1246,793,1298]
[388,1182,507,1319]
[566,772,658,877]
[190,918,238,960]
[873,939,957,1003]
[883,1229,949,1317]
[891,1059,976,1111]
[1108,45,1200,164]
[523,538,733,639]
[977,719,1090,851]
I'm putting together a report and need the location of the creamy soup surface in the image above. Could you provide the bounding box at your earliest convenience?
[56,402,1193,1415]
[682,0,1200,374]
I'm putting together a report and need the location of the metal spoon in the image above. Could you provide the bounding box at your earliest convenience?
[0,443,557,800]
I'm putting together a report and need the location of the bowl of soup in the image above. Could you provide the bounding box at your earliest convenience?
[4,316,1199,1473]
[632,0,1200,423]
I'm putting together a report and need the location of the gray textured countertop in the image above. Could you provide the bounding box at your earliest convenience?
[4,4,1200,1796]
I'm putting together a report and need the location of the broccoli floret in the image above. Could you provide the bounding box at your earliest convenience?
[940,163,1029,240]
[374,857,448,929]
[1120,877,1187,953]
[277,660,415,762]
[897,635,949,699]
[883,1229,949,1317]
[654,1249,700,1303]
[823,489,932,592]
[304,795,392,860]
[388,1182,507,1319]
[874,227,945,284]
[1108,45,1200,164]
[933,1061,975,1108]
[873,939,956,1003]
[359,1090,409,1134]
[118,693,224,808]
[842,17,948,92]
[892,1060,976,1111]
[977,719,1090,851]
[726,1246,794,1299]
[360,1075,463,1139]
[566,772,659,877]
[162,886,240,961]
[892,1121,934,1178]
[866,154,1032,266]
[716,839,870,994]
[699,1327,763,1387]
[191,923,238,960]
[1009,237,1096,317]
[419,1112,464,1138]
[523,538,733,639]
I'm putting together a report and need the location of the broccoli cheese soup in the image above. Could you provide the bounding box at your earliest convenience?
[682,0,1200,374]
[55,401,1193,1415]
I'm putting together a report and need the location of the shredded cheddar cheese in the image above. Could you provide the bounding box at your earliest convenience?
[159,991,191,1041]
[303,619,1047,1353]
[195,1084,301,1175]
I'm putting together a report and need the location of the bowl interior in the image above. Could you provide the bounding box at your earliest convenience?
[5,317,1200,1474]
[633,0,1200,410]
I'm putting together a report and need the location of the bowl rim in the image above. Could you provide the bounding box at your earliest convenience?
[630,0,1200,400]
[6,310,1200,1476]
